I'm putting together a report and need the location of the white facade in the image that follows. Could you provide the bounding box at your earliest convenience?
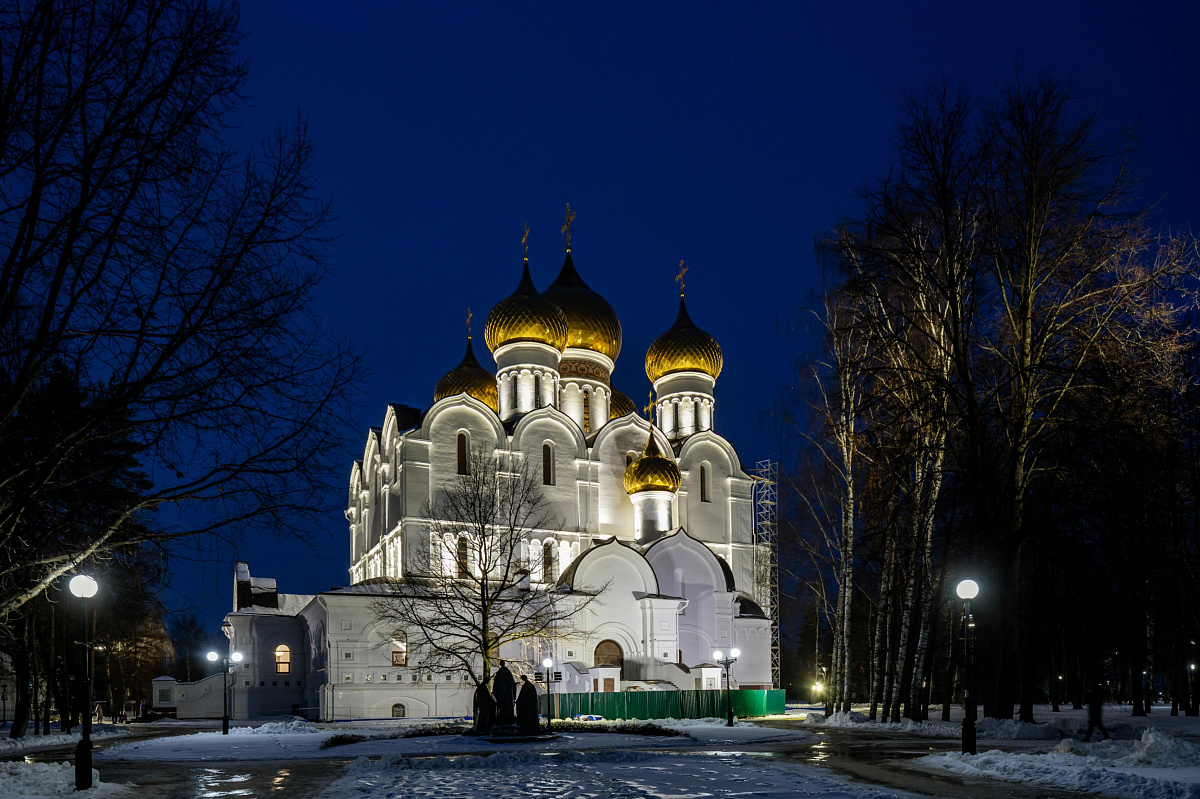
[186,248,773,721]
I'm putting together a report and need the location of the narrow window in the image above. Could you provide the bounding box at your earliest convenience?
[626,452,634,468]
[542,541,554,581]
[391,630,407,667]
[700,464,710,502]
[534,374,542,408]
[542,443,554,485]
[583,390,591,434]
[456,536,470,578]
[275,645,291,674]
[457,432,469,475]
[511,375,518,409]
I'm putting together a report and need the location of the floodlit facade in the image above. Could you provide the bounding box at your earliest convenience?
[167,239,773,721]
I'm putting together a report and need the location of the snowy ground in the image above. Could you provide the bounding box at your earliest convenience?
[323,750,921,799]
[0,724,132,756]
[0,760,126,798]
[95,717,809,762]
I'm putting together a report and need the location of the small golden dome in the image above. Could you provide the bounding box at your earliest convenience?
[542,249,622,360]
[645,296,723,382]
[434,337,498,412]
[610,389,636,420]
[623,428,681,495]
[484,259,569,352]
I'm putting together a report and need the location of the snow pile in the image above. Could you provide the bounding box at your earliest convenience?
[806,710,961,738]
[658,716,757,729]
[975,716,1070,740]
[227,720,321,735]
[920,728,1200,799]
[0,725,130,755]
[0,761,126,798]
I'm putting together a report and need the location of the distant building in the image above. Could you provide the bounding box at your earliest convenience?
[165,239,773,720]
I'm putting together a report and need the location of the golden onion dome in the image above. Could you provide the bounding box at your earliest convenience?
[434,337,499,412]
[609,389,637,420]
[542,248,622,360]
[645,295,723,382]
[623,428,682,495]
[484,259,569,352]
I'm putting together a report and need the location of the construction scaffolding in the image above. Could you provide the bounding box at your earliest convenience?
[753,459,780,690]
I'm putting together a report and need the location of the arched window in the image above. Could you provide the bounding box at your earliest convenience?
[511,375,518,409]
[456,536,470,578]
[542,540,554,581]
[582,390,591,434]
[534,374,542,408]
[391,703,406,718]
[626,451,635,468]
[274,645,291,675]
[542,443,554,486]
[457,432,469,475]
[391,630,407,667]
[700,464,710,502]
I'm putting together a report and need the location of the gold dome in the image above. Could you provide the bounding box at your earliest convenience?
[434,337,499,412]
[542,249,622,360]
[623,428,682,495]
[610,389,636,420]
[484,259,569,352]
[645,296,723,382]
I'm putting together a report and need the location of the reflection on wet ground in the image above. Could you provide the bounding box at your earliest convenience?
[85,759,349,798]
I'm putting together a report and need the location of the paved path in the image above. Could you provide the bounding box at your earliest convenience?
[14,720,1116,799]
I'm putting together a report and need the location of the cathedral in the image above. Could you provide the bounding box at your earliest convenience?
[158,221,775,721]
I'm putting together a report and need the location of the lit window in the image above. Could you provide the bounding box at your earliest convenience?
[275,645,291,674]
[391,630,407,667]
[391,703,406,718]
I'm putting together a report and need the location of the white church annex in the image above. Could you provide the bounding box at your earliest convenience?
[172,224,774,722]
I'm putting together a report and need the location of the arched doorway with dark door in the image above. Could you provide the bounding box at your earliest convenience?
[593,639,624,679]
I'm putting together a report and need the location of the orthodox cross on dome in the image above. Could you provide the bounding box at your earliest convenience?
[522,222,530,259]
[675,260,689,297]
[466,307,473,339]
[561,203,575,249]
[644,391,654,419]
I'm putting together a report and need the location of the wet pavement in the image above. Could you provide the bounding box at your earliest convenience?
[10,720,1115,799]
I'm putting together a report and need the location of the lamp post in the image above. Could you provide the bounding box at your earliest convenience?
[956,579,979,755]
[207,650,243,734]
[542,657,554,733]
[713,648,740,727]
[68,574,99,791]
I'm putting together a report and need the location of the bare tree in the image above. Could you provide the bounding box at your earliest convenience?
[0,0,359,620]
[370,446,605,687]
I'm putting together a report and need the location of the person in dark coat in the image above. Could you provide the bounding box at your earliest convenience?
[492,660,517,726]
[472,682,496,733]
[516,675,540,733]
[1084,683,1111,742]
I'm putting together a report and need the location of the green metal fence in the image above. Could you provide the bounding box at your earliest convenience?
[551,689,784,720]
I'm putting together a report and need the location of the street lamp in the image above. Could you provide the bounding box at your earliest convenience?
[956,579,978,755]
[68,574,99,791]
[207,650,243,734]
[713,649,740,727]
[542,657,554,733]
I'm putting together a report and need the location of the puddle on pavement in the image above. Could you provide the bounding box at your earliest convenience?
[95,760,348,799]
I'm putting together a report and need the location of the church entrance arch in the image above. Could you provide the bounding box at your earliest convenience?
[594,640,624,678]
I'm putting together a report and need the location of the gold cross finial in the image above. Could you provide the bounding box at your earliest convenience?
[561,203,575,249]
[466,307,473,339]
[675,260,689,297]
[522,223,530,259]
[644,391,654,418]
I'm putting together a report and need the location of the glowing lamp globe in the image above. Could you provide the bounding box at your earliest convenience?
[713,651,723,661]
[69,574,98,599]
[231,652,243,663]
[542,658,553,669]
[730,648,740,659]
[813,682,823,692]
[956,579,979,600]
[206,651,218,662]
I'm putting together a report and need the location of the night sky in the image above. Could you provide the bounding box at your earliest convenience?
[169,1,1200,639]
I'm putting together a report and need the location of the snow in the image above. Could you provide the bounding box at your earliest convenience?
[0,724,130,755]
[0,761,126,799]
[806,710,963,738]
[97,718,808,762]
[323,750,920,799]
[920,728,1200,798]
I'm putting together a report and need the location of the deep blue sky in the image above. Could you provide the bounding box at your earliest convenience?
[168,1,1200,638]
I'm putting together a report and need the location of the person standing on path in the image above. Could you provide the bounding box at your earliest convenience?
[1084,683,1111,741]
